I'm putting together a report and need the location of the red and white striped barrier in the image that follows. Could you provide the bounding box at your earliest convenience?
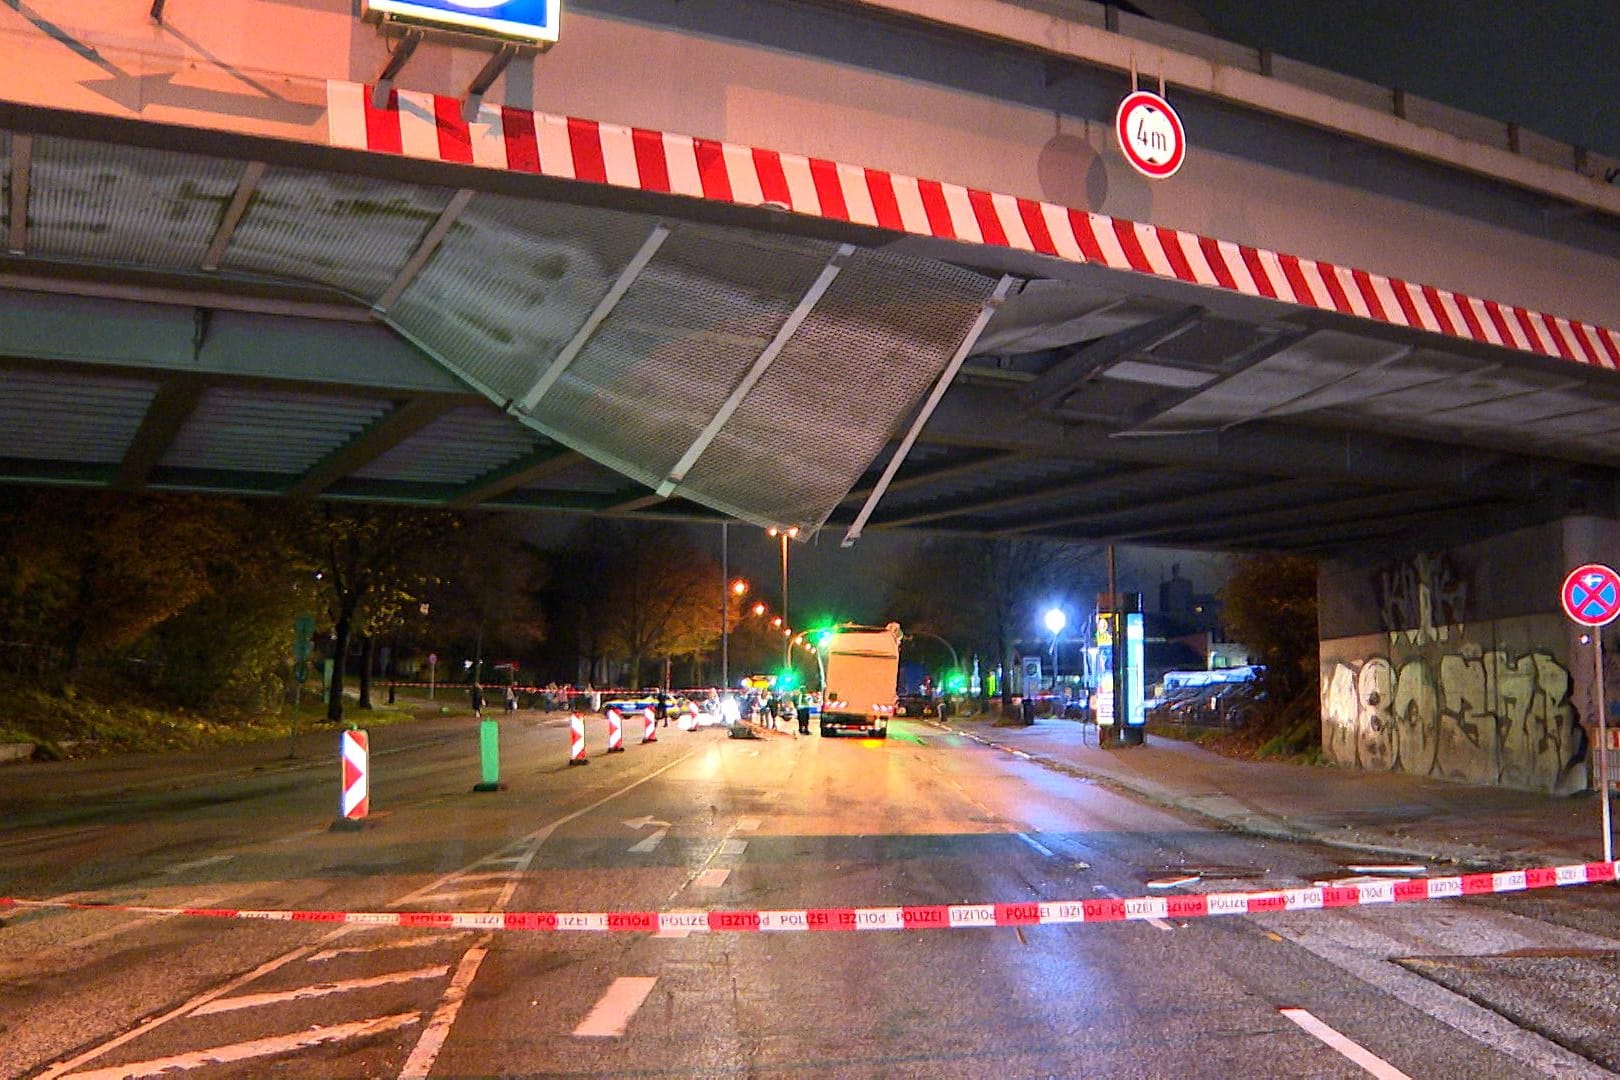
[335,730,369,828]
[640,707,658,744]
[5,861,1614,933]
[605,709,625,753]
[325,80,1620,371]
[568,713,589,766]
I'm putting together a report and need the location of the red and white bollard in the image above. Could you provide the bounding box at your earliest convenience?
[606,708,625,753]
[679,702,700,731]
[641,707,658,744]
[332,729,369,831]
[568,713,589,765]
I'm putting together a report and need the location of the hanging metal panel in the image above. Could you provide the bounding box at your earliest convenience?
[386,194,659,404]
[673,247,998,530]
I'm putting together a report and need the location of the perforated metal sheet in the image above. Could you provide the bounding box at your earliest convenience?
[352,406,543,485]
[25,138,241,269]
[388,195,661,405]
[526,226,841,498]
[222,168,450,303]
[160,389,391,476]
[0,370,155,463]
[672,246,998,529]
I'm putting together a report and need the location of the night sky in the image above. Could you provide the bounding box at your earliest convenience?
[1185,0,1620,160]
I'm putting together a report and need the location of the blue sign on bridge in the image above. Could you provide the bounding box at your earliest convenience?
[363,0,560,44]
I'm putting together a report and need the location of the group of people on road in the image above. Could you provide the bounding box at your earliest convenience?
[468,683,520,719]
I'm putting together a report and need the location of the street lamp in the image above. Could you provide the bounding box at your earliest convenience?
[722,575,748,690]
[1044,607,1066,702]
[767,525,799,668]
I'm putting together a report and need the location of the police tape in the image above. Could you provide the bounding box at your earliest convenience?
[4,861,1615,933]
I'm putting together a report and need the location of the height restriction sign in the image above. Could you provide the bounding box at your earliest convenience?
[1115,90,1186,180]
[1562,564,1620,626]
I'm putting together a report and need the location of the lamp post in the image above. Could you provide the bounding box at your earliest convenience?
[1044,607,1066,703]
[767,525,798,668]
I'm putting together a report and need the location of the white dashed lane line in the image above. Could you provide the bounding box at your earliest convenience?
[573,977,658,1038]
[1279,1007,1411,1079]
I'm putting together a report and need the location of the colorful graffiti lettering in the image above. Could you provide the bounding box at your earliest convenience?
[1322,645,1587,794]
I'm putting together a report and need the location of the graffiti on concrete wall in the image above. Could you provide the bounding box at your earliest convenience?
[1373,551,1469,645]
[1321,643,1587,793]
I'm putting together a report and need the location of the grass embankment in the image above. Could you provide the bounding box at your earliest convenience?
[0,679,455,759]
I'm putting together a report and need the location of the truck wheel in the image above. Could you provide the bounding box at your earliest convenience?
[821,725,834,738]
[873,728,888,739]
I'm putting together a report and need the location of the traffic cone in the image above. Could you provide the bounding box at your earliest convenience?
[641,707,658,744]
[568,713,589,765]
[606,708,626,752]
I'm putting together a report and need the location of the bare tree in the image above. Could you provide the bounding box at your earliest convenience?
[889,536,1103,718]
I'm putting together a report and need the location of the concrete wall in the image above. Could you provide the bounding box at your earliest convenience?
[2,1,1618,330]
[1318,518,1620,794]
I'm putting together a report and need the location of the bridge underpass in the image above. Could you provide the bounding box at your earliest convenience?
[2,97,1618,558]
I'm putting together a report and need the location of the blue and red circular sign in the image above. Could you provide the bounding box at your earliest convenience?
[1561,563,1620,626]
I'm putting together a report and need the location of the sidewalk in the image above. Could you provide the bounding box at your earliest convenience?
[927,713,1612,871]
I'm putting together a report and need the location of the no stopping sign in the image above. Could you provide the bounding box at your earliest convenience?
[1562,564,1620,627]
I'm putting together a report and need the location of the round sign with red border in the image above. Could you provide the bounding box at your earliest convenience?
[1561,563,1620,627]
[1115,90,1186,180]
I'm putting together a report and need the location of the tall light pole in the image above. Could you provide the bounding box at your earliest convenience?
[1044,607,1066,701]
[767,525,798,668]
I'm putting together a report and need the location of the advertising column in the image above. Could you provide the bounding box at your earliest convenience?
[1095,593,1145,747]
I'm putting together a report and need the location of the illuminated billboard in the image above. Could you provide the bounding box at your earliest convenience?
[363,0,560,44]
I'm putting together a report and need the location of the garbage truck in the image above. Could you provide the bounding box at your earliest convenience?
[818,622,902,738]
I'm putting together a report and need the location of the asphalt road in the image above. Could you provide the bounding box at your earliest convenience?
[3,712,1619,1078]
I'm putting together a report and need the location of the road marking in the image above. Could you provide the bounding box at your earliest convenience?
[393,750,699,907]
[719,839,748,856]
[735,817,762,831]
[161,854,236,876]
[60,1012,420,1079]
[693,869,730,888]
[573,976,658,1037]
[415,886,505,904]
[310,937,461,962]
[399,943,489,1079]
[192,964,449,1015]
[1279,1008,1411,1079]
[629,828,668,854]
[38,942,329,1078]
[1016,832,1055,858]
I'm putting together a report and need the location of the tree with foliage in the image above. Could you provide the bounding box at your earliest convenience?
[415,514,549,685]
[1219,553,1320,754]
[0,490,249,683]
[595,523,721,688]
[888,537,1103,719]
[300,505,460,721]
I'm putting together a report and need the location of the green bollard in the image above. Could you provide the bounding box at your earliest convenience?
[473,718,504,792]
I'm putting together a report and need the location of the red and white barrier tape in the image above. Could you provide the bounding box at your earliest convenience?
[6,862,1613,933]
[326,80,1620,370]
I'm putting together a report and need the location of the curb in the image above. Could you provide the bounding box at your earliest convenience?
[922,718,1556,872]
